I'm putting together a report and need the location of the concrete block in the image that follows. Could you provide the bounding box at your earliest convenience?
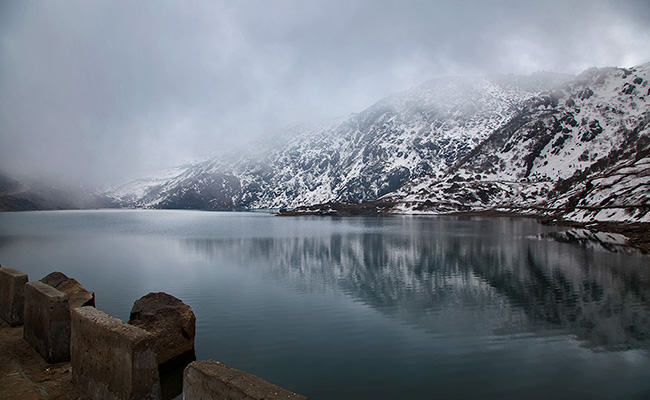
[183,360,308,400]
[40,271,95,308]
[128,292,196,367]
[71,306,161,400]
[0,267,28,326]
[23,281,71,363]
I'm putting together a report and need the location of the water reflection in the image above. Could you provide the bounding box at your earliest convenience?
[182,217,650,352]
[542,228,639,254]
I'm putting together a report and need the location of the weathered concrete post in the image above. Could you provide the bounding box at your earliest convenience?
[0,266,28,326]
[23,272,95,363]
[71,306,161,400]
[183,360,309,400]
[23,281,71,363]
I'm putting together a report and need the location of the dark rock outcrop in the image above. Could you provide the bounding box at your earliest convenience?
[129,292,196,368]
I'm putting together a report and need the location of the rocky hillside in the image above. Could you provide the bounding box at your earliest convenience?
[104,62,649,225]
[387,63,650,224]
[106,72,571,210]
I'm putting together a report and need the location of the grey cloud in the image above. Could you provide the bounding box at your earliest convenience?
[1,0,649,186]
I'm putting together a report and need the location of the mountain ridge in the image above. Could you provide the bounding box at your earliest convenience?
[3,63,648,233]
[386,62,650,225]
[105,70,576,211]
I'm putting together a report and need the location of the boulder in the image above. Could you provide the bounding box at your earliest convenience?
[40,271,95,308]
[128,292,196,367]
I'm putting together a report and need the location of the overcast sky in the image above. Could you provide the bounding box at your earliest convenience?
[1,0,649,186]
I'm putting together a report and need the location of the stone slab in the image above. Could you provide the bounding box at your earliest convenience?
[71,306,160,400]
[23,281,71,363]
[183,360,308,400]
[40,271,95,308]
[0,267,28,326]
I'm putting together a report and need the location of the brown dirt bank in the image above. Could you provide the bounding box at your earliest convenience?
[0,319,88,400]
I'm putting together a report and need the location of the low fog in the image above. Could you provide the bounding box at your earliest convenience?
[1,0,649,187]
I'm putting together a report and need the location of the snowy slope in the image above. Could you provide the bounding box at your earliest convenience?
[107,73,568,210]
[389,63,650,222]
[106,63,650,224]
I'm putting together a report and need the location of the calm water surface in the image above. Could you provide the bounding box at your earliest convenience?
[1,210,649,399]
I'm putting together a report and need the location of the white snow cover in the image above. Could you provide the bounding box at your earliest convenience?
[389,62,650,224]
[105,63,650,224]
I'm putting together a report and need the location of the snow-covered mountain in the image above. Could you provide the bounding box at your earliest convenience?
[106,72,570,208]
[106,63,650,224]
[388,63,650,223]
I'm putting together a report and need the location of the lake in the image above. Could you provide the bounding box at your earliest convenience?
[1,210,649,399]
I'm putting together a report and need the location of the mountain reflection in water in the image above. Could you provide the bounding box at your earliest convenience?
[1,211,649,399]
[182,216,650,352]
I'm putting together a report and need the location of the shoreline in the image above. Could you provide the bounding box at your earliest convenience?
[1,206,648,254]
[275,203,650,254]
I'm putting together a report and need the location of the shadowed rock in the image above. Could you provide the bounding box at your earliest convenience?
[40,271,95,308]
[129,292,196,367]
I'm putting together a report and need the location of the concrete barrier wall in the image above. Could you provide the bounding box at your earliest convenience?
[183,360,308,400]
[1,264,303,399]
[23,281,71,363]
[71,306,161,400]
[0,267,28,326]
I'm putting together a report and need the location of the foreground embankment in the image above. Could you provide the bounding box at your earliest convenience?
[0,319,87,399]
[0,265,308,400]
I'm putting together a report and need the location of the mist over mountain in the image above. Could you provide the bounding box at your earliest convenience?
[2,1,649,188]
[0,171,116,211]
[388,62,650,224]
[93,63,650,226]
